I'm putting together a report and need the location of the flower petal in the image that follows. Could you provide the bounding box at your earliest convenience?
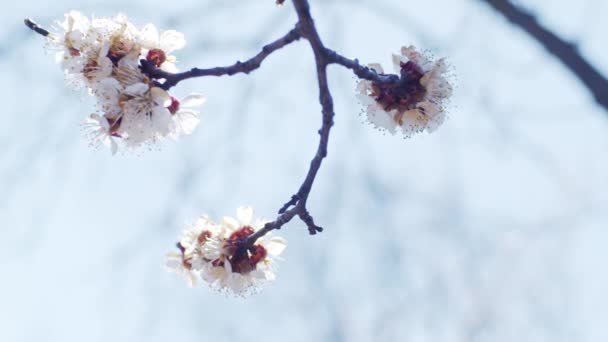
[173,110,200,136]
[236,206,253,226]
[265,237,287,256]
[180,94,206,108]
[159,30,186,52]
[150,87,172,107]
[124,82,149,96]
[140,23,159,48]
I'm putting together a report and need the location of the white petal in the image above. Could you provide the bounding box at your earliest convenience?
[263,268,276,281]
[224,259,233,273]
[159,30,186,52]
[124,83,149,96]
[236,206,254,226]
[160,61,179,73]
[265,237,287,256]
[186,273,197,287]
[150,87,171,107]
[180,94,206,108]
[151,106,173,135]
[110,139,118,155]
[222,217,240,232]
[173,110,200,136]
[140,23,159,48]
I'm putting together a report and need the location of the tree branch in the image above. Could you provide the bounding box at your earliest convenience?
[479,0,608,111]
[327,50,399,84]
[144,26,303,90]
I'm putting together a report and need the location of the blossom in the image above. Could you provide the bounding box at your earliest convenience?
[83,113,118,155]
[139,23,186,72]
[357,45,453,137]
[37,11,204,154]
[165,207,287,295]
[165,216,218,287]
[167,94,205,138]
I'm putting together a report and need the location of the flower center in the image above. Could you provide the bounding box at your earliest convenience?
[146,49,167,68]
[106,117,122,137]
[220,226,268,274]
[168,97,180,115]
[68,47,81,57]
[371,61,427,115]
[107,40,133,65]
[197,230,211,245]
[83,60,99,80]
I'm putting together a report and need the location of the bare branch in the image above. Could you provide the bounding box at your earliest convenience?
[327,50,399,84]
[479,0,608,111]
[143,26,302,90]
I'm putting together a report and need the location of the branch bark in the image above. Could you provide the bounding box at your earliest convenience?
[143,26,303,90]
[479,0,608,111]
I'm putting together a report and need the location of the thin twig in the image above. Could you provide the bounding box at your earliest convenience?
[144,26,303,90]
[24,18,50,37]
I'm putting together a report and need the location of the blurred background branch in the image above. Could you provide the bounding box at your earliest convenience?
[479,0,608,112]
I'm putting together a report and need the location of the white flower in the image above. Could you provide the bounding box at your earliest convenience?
[83,114,118,155]
[166,207,287,295]
[201,206,287,295]
[357,45,453,137]
[167,94,205,138]
[37,12,202,153]
[118,84,174,147]
[179,215,217,256]
[81,42,113,84]
[165,251,199,287]
[140,24,186,72]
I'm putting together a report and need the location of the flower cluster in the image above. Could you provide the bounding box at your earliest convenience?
[45,11,204,154]
[166,207,287,295]
[357,45,453,137]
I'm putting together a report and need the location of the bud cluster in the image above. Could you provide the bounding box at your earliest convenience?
[166,207,287,295]
[45,11,204,154]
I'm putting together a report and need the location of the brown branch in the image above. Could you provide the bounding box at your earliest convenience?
[479,0,608,111]
[247,0,333,244]
[145,26,303,90]
[327,50,399,84]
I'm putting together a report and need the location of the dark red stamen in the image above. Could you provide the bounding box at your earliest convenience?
[146,49,167,68]
[168,97,180,115]
[369,61,427,116]
[220,226,268,275]
[197,230,211,245]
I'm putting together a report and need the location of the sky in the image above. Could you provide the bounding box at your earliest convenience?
[1,0,607,341]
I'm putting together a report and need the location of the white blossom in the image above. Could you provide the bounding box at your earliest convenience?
[168,94,205,138]
[357,45,453,137]
[37,11,204,154]
[83,114,118,155]
[140,23,186,72]
[166,207,287,296]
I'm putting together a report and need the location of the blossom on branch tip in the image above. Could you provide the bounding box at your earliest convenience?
[357,45,453,137]
[140,23,186,72]
[166,207,287,295]
[36,11,204,154]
